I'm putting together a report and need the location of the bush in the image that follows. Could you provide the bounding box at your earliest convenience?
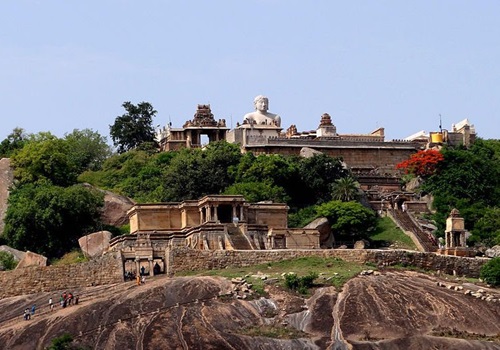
[284,272,318,294]
[480,258,500,287]
[0,251,17,270]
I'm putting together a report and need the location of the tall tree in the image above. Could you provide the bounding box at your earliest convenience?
[3,182,104,258]
[64,129,112,172]
[11,136,79,187]
[109,101,158,153]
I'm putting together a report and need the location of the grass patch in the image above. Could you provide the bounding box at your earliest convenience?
[51,250,88,265]
[176,256,374,291]
[369,217,417,250]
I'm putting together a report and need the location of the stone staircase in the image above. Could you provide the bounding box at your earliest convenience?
[389,210,438,252]
[226,225,253,250]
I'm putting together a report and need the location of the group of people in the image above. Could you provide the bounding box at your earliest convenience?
[59,291,79,308]
[23,291,81,321]
[23,304,35,321]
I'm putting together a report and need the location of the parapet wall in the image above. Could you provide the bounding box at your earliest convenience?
[168,248,488,278]
[0,252,123,299]
[0,249,489,299]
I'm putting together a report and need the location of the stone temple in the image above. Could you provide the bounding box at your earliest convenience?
[156,95,475,190]
[114,95,477,277]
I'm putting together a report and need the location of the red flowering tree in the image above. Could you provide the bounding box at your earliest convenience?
[396,149,444,178]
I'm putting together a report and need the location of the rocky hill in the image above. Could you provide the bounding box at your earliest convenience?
[0,270,499,350]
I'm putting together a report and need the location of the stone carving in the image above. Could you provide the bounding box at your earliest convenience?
[319,113,333,126]
[183,104,226,128]
[243,95,281,127]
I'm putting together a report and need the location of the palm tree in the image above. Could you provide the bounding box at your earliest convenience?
[331,176,360,202]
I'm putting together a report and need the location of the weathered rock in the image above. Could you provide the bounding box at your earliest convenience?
[1,271,500,349]
[0,158,14,235]
[78,230,113,258]
[15,251,47,269]
[299,147,323,158]
[303,217,333,248]
[0,245,25,262]
[83,184,135,227]
[405,176,423,192]
[354,239,370,249]
[485,245,500,258]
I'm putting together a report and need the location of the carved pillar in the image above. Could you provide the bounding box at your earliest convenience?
[148,258,154,277]
[135,258,140,276]
[199,209,204,224]
[232,205,237,219]
[213,205,218,222]
[240,206,245,221]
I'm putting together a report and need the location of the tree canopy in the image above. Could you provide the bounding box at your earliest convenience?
[109,101,158,153]
[419,139,500,245]
[3,182,104,258]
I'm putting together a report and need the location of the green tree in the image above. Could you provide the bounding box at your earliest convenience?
[4,182,104,258]
[470,207,500,247]
[315,200,376,240]
[64,129,112,172]
[0,127,28,158]
[331,176,360,202]
[297,154,348,206]
[11,136,79,187]
[163,142,242,201]
[480,257,500,287]
[109,101,158,153]
[224,181,289,203]
[423,140,500,237]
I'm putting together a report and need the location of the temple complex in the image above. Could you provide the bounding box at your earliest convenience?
[109,195,320,276]
[156,95,476,185]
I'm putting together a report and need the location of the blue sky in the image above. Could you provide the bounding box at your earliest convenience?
[1,1,499,143]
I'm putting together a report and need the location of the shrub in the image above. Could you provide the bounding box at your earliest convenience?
[480,258,500,287]
[0,251,17,270]
[284,272,318,294]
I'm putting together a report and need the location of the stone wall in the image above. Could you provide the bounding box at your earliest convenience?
[244,144,418,174]
[168,248,488,278]
[0,252,123,299]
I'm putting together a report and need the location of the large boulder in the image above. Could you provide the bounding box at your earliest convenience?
[15,251,47,269]
[354,239,370,249]
[78,230,113,258]
[299,147,323,158]
[304,217,334,248]
[485,245,500,258]
[82,184,135,227]
[0,158,14,235]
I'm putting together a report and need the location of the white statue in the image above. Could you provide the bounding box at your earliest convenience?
[243,95,281,127]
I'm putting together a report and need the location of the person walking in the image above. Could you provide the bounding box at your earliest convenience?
[49,297,54,311]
